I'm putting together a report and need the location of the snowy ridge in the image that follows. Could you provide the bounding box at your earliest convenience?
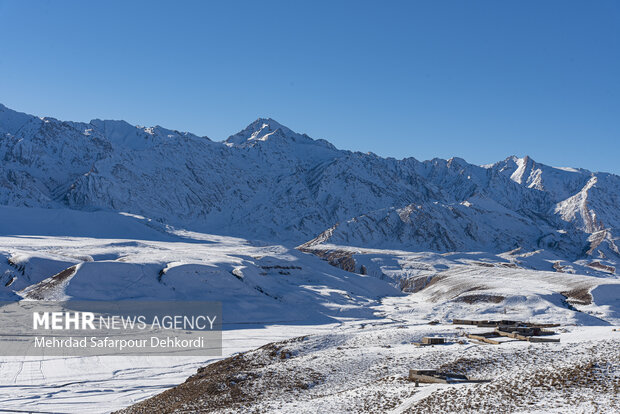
[0,104,619,262]
[302,197,585,256]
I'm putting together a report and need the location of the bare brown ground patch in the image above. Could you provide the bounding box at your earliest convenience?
[114,336,323,414]
[453,294,505,304]
[299,248,358,273]
[561,287,593,306]
[21,265,78,299]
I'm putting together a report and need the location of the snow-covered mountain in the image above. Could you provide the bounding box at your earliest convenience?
[1,103,619,261]
[1,104,620,414]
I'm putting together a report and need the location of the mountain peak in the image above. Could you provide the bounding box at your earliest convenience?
[253,117,284,128]
[225,118,291,146]
[224,118,337,153]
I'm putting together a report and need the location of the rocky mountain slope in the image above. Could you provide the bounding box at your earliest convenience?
[1,103,618,262]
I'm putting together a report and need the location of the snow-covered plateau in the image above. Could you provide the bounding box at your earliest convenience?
[0,104,618,413]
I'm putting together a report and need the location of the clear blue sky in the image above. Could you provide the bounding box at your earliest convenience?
[1,0,618,173]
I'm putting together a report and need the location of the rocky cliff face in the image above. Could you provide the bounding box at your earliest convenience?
[1,103,618,260]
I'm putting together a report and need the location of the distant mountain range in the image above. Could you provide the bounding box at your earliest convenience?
[1,103,618,261]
